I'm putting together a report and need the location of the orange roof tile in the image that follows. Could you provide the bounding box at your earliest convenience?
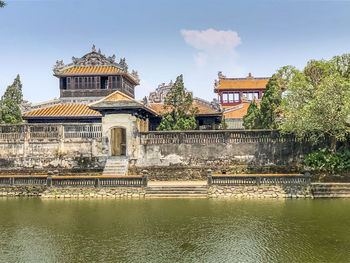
[63,66,122,74]
[223,102,260,119]
[215,79,269,90]
[150,103,220,116]
[23,104,101,118]
[96,90,135,103]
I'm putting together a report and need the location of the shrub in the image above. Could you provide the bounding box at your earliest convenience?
[304,148,350,174]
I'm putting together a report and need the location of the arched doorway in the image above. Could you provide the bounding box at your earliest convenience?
[110,127,126,156]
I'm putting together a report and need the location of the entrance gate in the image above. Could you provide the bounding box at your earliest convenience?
[110,128,126,156]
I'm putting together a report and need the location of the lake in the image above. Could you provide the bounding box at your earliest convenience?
[0,198,349,263]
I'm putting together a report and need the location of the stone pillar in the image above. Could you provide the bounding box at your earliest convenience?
[207,169,212,186]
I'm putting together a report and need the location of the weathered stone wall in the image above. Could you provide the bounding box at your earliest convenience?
[0,138,106,172]
[0,186,145,199]
[208,185,312,199]
[134,131,314,179]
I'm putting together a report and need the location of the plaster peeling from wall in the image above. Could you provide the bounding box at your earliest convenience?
[233,155,255,162]
[160,154,184,166]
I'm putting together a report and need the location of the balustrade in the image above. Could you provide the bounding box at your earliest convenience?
[208,173,310,186]
[140,130,299,145]
[0,175,146,187]
[0,123,102,141]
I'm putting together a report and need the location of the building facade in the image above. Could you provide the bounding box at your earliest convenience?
[214,72,269,107]
[53,45,140,104]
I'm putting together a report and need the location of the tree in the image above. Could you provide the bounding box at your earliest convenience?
[158,75,198,130]
[0,1,6,8]
[280,55,350,151]
[243,100,261,129]
[0,74,23,124]
[259,75,283,129]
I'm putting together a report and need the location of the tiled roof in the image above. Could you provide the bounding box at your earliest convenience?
[215,79,269,90]
[63,66,122,74]
[89,91,159,115]
[23,104,101,118]
[223,102,259,119]
[96,90,135,102]
[150,103,220,116]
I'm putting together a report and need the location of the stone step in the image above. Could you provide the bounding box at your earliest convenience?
[145,185,208,198]
[103,157,129,176]
[146,191,207,194]
[145,194,207,199]
[313,194,350,198]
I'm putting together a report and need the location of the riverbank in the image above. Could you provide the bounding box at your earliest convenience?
[0,181,322,199]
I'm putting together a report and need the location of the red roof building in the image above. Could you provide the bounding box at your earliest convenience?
[214,72,269,106]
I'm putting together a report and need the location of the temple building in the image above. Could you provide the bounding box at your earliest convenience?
[146,81,222,130]
[54,45,140,104]
[214,72,269,106]
[23,47,222,130]
[213,72,269,129]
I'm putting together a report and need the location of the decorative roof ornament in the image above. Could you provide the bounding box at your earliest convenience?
[131,70,140,82]
[218,71,226,79]
[53,47,138,84]
[119,58,128,72]
[53,60,65,74]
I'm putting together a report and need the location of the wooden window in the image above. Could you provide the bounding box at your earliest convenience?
[229,93,234,103]
[234,93,239,102]
[223,93,228,103]
[67,77,71,89]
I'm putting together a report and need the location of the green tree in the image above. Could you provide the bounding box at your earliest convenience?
[259,75,283,129]
[243,100,261,129]
[280,55,350,151]
[0,1,6,8]
[0,74,23,124]
[158,75,198,130]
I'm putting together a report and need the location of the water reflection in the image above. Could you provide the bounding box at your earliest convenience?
[0,198,349,262]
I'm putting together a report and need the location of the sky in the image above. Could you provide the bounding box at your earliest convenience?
[0,0,350,103]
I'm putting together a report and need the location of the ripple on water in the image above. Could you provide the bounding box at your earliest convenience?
[0,198,350,263]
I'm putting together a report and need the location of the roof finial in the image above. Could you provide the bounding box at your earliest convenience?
[92,44,96,52]
[98,48,101,54]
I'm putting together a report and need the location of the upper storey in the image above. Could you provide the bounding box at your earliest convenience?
[53,45,140,100]
[214,72,269,106]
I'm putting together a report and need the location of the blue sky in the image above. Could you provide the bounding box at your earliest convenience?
[0,0,350,103]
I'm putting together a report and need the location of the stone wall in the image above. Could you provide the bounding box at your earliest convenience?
[208,185,312,199]
[0,123,106,173]
[134,130,315,179]
[0,186,145,199]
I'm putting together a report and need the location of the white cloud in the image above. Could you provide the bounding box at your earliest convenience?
[180,28,242,53]
[180,28,242,68]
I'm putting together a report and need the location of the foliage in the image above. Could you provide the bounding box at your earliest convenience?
[243,100,261,129]
[242,66,297,129]
[0,1,5,8]
[158,75,198,130]
[218,116,228,130]
[0,74,23,124]
[259,75,283,129]
[280,54,350,151]
[304,148,350,174]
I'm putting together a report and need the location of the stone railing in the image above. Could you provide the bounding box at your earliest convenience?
[0,123,102,141]
[207,172,311,186]
[140,130,299,145]
[0,175,147,187]
[64,124,102,138]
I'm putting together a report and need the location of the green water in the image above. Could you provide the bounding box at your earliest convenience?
[0,199,350,263]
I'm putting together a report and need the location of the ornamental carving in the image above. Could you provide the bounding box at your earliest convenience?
[53,60,65,74]
[53,46,131,75]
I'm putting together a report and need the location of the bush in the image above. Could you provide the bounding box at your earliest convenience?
[304,148,350,174]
